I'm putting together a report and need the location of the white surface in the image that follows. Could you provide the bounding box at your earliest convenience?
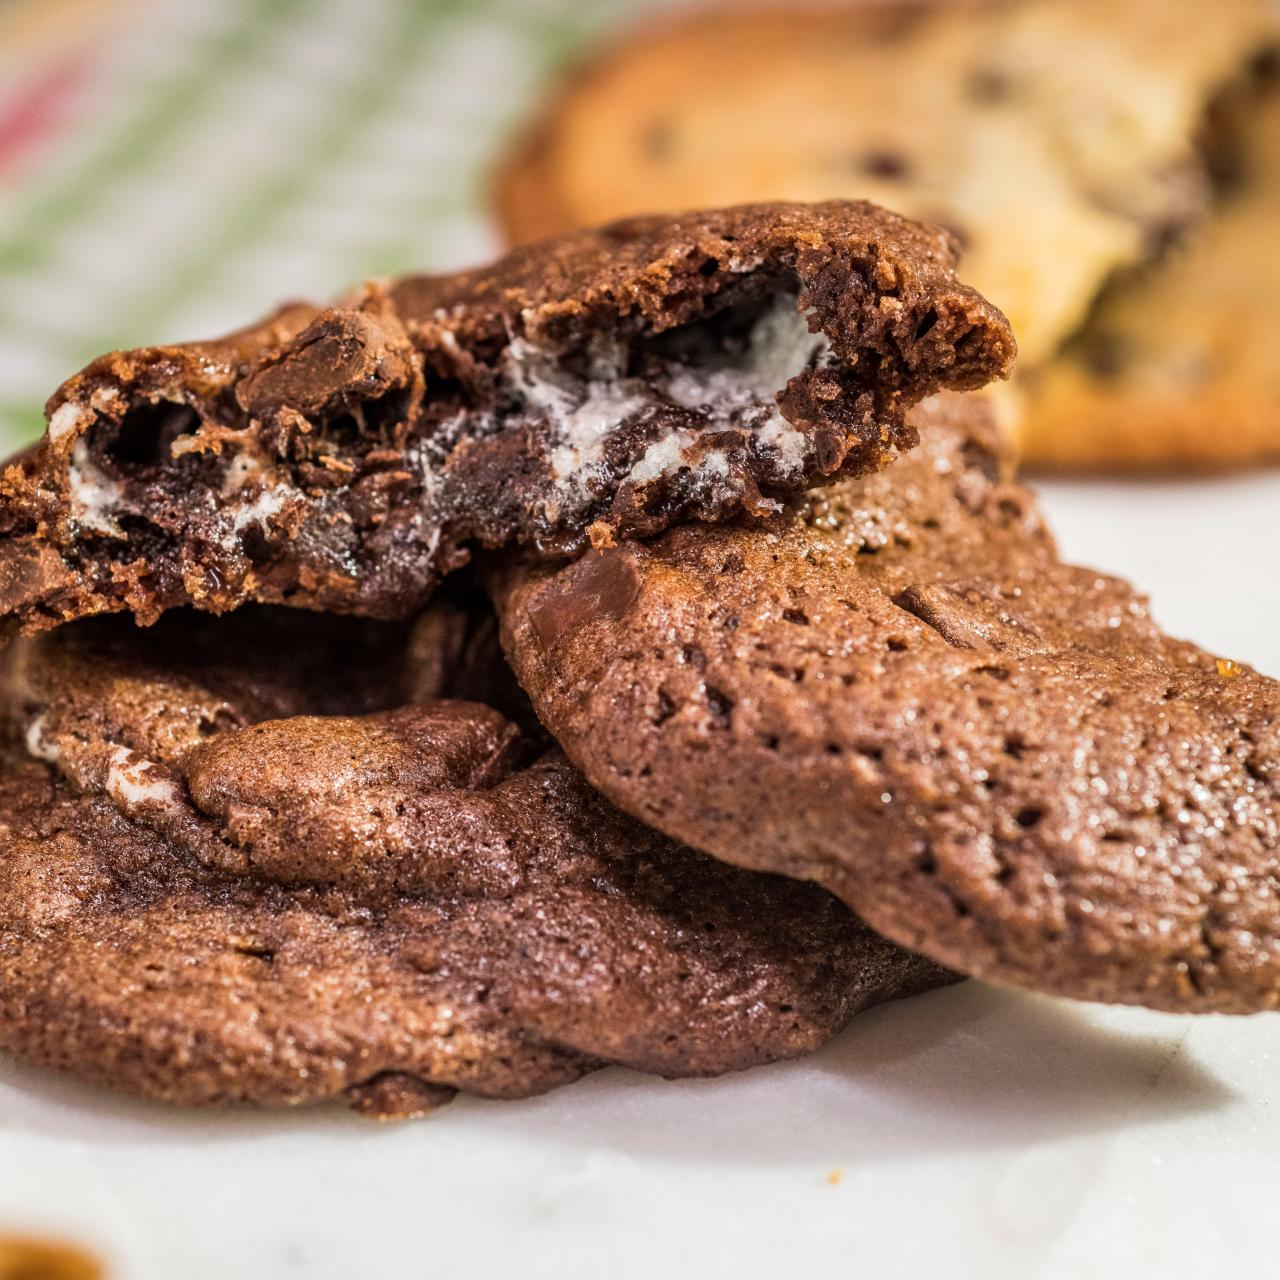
[2,469,1279,1280]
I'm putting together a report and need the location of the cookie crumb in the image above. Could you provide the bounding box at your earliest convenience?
[587,520,617,550]
[826,1168,845,1186]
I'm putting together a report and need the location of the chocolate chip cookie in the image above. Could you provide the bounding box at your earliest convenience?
[0,605,948,1114]
[0,202,1012,640]
[494,392,1280,1013]
[1022,69,1280,468]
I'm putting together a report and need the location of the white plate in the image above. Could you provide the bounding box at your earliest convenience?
[2,468,1278,1280]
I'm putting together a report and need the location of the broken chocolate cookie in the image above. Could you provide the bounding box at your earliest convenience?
[0,203,1012,639]
[0,605,948,1114]
[494,392,1280,1014]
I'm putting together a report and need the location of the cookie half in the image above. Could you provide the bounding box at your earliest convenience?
[497,0,1276,371]
[0,606,948,1114]
[494,393,1280,1014]
[0,202,1012,639]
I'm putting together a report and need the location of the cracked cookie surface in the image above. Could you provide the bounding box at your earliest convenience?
[0,605,948,1114]
[495,393,1280,1013]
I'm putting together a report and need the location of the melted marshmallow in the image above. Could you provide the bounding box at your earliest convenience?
[503,337,650,483]
[24,715,60,764]
[627,431,697,484]
[222,451,267,494]
[48,402,91,443]
[663,296,827,414]
[755,410,811,474]
[68,440,125,537]
[500,294,829,518]
[636,298,826,484]
[231,486,291,534]
[106,747,183,815]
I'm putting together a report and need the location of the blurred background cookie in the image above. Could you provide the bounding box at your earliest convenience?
[1020,69,1280,468]
[496,0,1280,470]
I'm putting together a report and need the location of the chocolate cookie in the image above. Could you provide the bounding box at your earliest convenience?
[494,393,1280,1014]
[496,0,1277,372]
[1021,70,1280,468]
[0,203,1012,640]
[0,606,948,1114]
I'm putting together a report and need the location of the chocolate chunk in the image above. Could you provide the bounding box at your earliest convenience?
[528,549,643,651]
[237,304,421,423]
[892,582,1043,656]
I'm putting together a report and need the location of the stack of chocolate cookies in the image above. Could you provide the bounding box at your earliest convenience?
[0,202,1276,1118]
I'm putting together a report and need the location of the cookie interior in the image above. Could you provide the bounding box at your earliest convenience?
[0,202,1013,636]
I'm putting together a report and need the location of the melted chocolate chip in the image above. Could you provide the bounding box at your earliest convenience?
[528,548,643,651]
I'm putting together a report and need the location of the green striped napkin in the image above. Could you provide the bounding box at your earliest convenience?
[0,0,641,454]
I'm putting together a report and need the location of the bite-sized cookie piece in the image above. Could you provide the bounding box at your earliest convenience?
[497,0,1277,369]
[0,202,1013,640]
[495,393,1280,1014]
[1021,73,1280,468]
[0,607,948,1114]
